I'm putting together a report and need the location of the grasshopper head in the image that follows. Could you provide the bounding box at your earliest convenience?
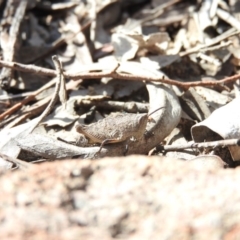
[133,114,149,138]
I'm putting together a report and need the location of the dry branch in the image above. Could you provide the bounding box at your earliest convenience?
[162,139,240,151]
[0,59,240,88]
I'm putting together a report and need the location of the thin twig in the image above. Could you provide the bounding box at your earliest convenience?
[0,78,56,120]
[0,59,240,88]
[0,0,28,88]
[162,138,240,151]
[5,97,49,128]
[29,55,63,133]
[180,28,239,56]
[199,40,232,52]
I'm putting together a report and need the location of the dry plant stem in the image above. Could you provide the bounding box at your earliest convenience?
[5,97,50,128]
[163,139,240,151]
[200,40,232,52]
[1,59,240,88]
[180,28,239,56]
[0,78,81,122]
[28,55,63,133]
[217,8,240,30]
[0,78,56,120]
[0,0,28,87]
[58,59,67,108]
[37,1,78,10]
[0,92,34,100]
[89,0,97,43]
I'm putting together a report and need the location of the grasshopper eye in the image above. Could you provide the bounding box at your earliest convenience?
[147,115,156,123]
[148,116,153,122]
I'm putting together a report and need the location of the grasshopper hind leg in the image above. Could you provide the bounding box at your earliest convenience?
[96,137,130,156]
[96,138,120,154]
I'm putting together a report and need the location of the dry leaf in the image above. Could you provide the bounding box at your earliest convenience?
[194,86,231,111]
[191,97,240,161]
[0,118,41,159]
[140,55,179,69]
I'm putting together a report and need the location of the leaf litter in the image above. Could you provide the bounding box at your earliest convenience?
[0,0,240,170]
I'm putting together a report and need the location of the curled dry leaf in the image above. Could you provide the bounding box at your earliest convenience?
[191,97,240,161]
[180,87,211,121]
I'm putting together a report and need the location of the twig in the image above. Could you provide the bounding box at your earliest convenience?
[57,58,67,108]
[0,92,33,100]
[0,0,28,88]
[199,40,232,52]
[36,1,77,10]
[161,138,240,151]
[0,78,56,120]
[0,73,79,122]
[217,8,240,31]
[180,28,240,56]
[28,55,63,133]
[5,97,49,128]
[197,52,221,66]
[0,59,240,88]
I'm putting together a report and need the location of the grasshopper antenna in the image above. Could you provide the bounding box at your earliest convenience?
[148,107,165,117]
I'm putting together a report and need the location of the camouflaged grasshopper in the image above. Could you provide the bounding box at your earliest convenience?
[76,107,164,153]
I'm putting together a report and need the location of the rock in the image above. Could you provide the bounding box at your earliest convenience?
[0,155,239,239]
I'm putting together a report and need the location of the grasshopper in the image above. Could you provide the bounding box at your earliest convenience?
[75,107,164,153]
